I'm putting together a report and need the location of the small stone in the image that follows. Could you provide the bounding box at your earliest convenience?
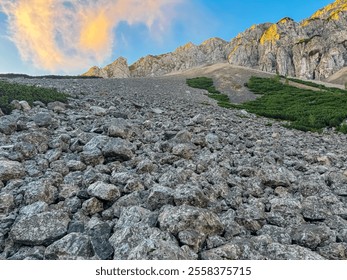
[19,101,31,111]
[0,193,15,215]
[87,181,121,202]
[172,144,193,159]
[90,106,107,116]
[82,197,104,215]
[33,112,53,127]
[0,116,17,134]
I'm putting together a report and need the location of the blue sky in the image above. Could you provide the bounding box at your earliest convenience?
[0,0,333,75]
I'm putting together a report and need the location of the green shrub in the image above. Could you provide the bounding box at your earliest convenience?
[0,80,69,114]
[240,76,347,132]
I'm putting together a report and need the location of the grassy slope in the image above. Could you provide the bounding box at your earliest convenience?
[187,76,347,133]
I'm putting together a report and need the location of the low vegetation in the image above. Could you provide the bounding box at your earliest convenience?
[187,76,347,134]
[186,77,233,108]
[0,73,101,79]
[237,76,347,133]
[0,80,69,114]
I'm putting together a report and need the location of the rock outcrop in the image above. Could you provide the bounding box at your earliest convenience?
[228,0,347,80]
[82,0,347,82]
[129,38,229,77]
[82,57,130,79]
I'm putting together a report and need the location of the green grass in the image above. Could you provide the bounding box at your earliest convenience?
[0,80,69,114]
[236,76,347,133]
[186,77,232,107]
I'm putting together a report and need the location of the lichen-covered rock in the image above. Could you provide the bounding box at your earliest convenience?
[146,186,174,210]
[292,224,336,250]
[0,193,15,215]
[0,160,25,181]
[44,233,93,260]
[87,181,121,202]
[82,198,104,216]
[158,205,224,237]
[0,116,17,135]
[101,138,134,162]
[23,180,58,205]
[109,224,190,260]
[200,243,241,260]
[10,211,70,246]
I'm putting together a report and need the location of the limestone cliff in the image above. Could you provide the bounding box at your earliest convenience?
[82,57,130,78]
[227,0,347,80]
[129,38,229,77]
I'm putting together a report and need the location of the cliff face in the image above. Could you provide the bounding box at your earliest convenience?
[82,0,347,82]
[228,0,347,80]
[129,38,229,77]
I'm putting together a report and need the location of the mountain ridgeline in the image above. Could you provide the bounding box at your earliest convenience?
[83,0,347,83]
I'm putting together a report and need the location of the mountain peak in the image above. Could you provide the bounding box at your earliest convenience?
[305,0,347,22]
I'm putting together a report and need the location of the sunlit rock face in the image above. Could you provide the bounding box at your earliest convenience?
[82,57,130,78]
[227,0,347,80]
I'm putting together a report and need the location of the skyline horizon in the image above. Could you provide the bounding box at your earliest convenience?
[0,0,334,75]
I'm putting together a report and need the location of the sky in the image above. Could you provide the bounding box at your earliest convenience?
[0,0,334,75]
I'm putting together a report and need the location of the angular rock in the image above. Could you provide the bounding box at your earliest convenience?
[33,112,53,127]
[82,197,104,216]
[10,211,70,246]
[45,233,93,260]
[146,185,174,211]
[172,144,193,159]
[107,118,132,139]
[115,206,157,230]
[0,193,15,215]
[292,224,336,250]
[200,243,241,260]
[102,138,134,162]
[0,160,25,181]
[109,224,189,260]
[8,246,45,260]
[174,184,209,208]
[23,180,58,205]
[257,225,292,245]
[158,205,224,237]
[0,116,17,135]
[87,181,121,202]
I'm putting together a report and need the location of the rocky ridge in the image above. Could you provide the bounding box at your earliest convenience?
[83,0,347,82]
[0,76,346,260]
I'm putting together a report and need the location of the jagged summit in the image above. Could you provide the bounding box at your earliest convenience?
[83,0,347,83]
[82,57,130,78]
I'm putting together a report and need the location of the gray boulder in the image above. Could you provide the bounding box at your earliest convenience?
[10,211,70,246]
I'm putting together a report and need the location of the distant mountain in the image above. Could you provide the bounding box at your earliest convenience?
[82,0,347,83]
[82,57,130,78]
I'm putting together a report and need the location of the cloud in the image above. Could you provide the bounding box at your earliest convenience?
[0,0,183,73]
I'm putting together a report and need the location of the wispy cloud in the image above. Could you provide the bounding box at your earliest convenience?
[0,0,183,72]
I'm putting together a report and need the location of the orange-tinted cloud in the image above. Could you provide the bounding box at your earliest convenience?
[0,0,183,72]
